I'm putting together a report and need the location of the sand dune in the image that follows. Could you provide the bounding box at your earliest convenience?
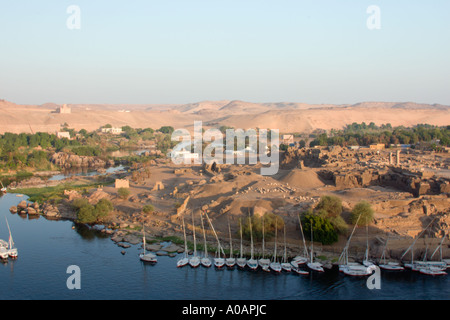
[0,99,448,134]
[277,169,326,190]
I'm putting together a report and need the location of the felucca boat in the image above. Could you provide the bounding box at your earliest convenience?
[258,216,270,272]
[177,216,189,268]
[236,218,247,268]
[269,219,282,273]
[139,225,157,263]
[306,220,324,273]
[281,224,291,272]
[225,218,236,268]
[246,216,258,271]
[200,212,212,268]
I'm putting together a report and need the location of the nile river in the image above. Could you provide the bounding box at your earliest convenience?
[0,192,449,300]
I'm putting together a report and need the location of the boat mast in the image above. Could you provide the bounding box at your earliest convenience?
[182,216,188,258]
[273,218,278,263]
[204,210,223,258]
[228,217,233,259]
[142,224,146,255]
[430,233,446,261]
[192,211,197,258]
[239,218,243,259]
[200,211,208,258]
[283,224,287,263]
[249,215,254,260]
[298,214,309,259]
[310,219,314,263]
[262,217,265,259]
[5,217,14,249]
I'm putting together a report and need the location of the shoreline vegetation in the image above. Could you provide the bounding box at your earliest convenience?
[3,122,450,268]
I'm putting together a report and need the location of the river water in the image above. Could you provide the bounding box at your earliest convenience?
[0,193,449,301]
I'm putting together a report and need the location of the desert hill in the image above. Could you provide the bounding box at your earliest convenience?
[0,99,448,134]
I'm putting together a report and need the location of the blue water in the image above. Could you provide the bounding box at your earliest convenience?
[0,193,449,300]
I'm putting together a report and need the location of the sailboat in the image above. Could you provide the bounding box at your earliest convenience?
[177,216,189,268]
[204,211,225,268]
[246,215,259,271]
[338,214,370,276]
[188,212,200,268]
[236,218,247,268]
[225,218,236,268]
[258,216,270,272]
[200,212,212,268]
[281,224,291,272]
[378,236,404,271]
[139,224,157,263]
[291,214,309,267]
[306,219,324,272]
[1,181,6,193]
[269,218,282,273]
[415,238,447,275]
[362,225,374,267]
[401,218,437,271]
[5,218,17,258]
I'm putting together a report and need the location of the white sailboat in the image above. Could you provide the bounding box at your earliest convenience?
[236,218,247,268]
[291,214,309,268]
[200,212,212,268]
[204,211,225,268]
[338,214,370,276]
[225,218,236,268]
[378,236,404,271]
[1,181,7,193]
[177,216,189,268]
[5,218,17,258]
[281,224,292,272]
[258,216,270,272]
[362,225,374,267]
[269,218,282,273]
[401,218,437,271]
[139,225,157,263]
[306,219,324,273]
[189,212,200,268]
[246,215,258,271]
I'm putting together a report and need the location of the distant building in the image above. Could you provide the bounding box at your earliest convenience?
[56,131,71,139]
[57,104,71,114]
[281,134,294,145]
[369,144,385,150]
[115,179,129,189]
[169,149,200,162]
[101,127,123,134]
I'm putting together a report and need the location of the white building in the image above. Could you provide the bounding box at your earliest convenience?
[101,127,123,134]
[56,131,71,139]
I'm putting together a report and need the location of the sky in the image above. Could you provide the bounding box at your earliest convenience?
[0,0,449,105]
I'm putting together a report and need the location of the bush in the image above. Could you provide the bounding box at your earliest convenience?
[77,203,97,223]
[350,201,374,226]
[315,195,343,217]
[142,204,154,214]
[117,187,130,200]
[302,214,338,245]
[95,198,114,218]
[74,198,114,223]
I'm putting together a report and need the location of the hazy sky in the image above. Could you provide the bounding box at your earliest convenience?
[0,0,449,105]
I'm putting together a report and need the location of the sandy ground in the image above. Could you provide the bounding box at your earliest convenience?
[96,161,450,264]
[1,99,449,134]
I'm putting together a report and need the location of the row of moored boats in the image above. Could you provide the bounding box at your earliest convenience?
[140,211,449,277]
[1,217,18,261]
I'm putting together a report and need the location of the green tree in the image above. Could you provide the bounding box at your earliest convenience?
[302,214,338,245]
[350,201,374,226]
[118,187,130,200]
[314,195,343,218]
